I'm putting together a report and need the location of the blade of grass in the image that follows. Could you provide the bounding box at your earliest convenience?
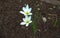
[32,20,37,34]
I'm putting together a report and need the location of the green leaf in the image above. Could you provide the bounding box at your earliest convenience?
[32,20,37,34]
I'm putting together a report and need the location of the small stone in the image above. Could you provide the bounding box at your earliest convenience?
[53,6,56,8]
[49,8,53,10]
[42,17,47,23]
[37,8,40,10]
[37,29,41,32]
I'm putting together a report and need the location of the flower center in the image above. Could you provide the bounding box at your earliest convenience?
[25,20,29,23]
[25,11,29,15]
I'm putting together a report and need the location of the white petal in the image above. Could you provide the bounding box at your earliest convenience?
[26,23,29,27]
[20,11,24,14]
[24,16,31,20]
[28,16,31,20]
[22,7,27,12]
[29,13,32,15]
[29,21,32,23]
[24,16,29,20]
[26,4,29,9]
[23,18,25,21]
[20,22,25,25]
[23,14,26,16]
[24,16,31,21]
[24,15,28,18]
[28,8,32,12]
[26,4,32,12]
[26,4,31,11]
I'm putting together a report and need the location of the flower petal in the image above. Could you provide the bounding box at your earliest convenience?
[26,23,29,27]
[28,16,31,20]
[20,11,24,14]
[20,22,25,25]
[23,18,26,21]
[22,7,27,12]
[29,13,32,15]
[26,4,29,9]
[24,16,32,20]
[28,8,32,12]
[29,21,32,23]
[24,16,29,20]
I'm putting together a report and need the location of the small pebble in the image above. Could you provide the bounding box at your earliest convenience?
[37,29,41,32]
[53,6,56,8]
[37,8,40,10]
[42,17,47,23]
[49,8,53,10]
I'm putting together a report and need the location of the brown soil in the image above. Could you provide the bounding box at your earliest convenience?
[0,0,60,38]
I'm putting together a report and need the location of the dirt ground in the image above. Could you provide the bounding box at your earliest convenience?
[0,0,60,38]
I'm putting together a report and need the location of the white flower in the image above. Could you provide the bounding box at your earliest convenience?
[20,16,32,27]
[42,17,47,23]
[20,4,32,16]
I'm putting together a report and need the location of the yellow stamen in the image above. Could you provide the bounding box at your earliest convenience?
[25,11,29,15]
[25,20,29,23]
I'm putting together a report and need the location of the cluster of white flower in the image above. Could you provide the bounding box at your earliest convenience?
[19,4,32,27]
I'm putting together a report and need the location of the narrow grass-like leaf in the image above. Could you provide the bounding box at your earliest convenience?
[53,17,58,27]
[32,20,37,34]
